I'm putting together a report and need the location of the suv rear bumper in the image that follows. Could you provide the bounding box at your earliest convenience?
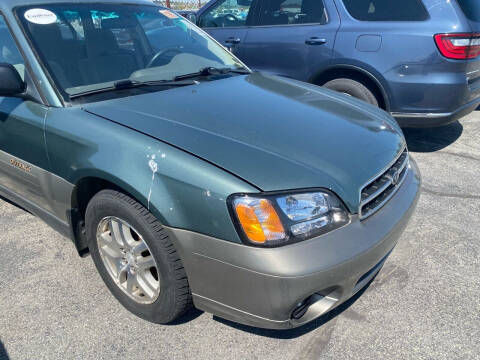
[168,159,421,329]
[392,96,480,128]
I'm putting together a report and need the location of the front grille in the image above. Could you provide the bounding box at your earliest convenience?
[359,148,409,220]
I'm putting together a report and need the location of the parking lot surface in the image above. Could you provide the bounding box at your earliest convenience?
[0,111,479,360]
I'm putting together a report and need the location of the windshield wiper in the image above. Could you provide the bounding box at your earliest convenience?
[69,79,198,99]
[174,67,251,81]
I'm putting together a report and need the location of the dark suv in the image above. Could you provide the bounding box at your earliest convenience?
[195,0,480,127]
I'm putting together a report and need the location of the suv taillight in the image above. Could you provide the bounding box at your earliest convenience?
[434,33,480,60]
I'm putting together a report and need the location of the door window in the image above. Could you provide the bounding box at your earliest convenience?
[199,0,253,28]
[0,16,25,79]
[342,0,429,21]
[257,0,327,26]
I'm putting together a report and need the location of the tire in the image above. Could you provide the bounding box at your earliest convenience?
[85,189,192,324]
[323,78,379,107]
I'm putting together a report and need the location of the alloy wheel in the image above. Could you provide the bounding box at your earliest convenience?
[96,217,160,304]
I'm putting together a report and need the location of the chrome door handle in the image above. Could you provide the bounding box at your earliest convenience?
[225,37,241,45]
[305,37,327,45]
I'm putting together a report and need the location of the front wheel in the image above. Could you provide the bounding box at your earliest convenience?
[323,78,379,107]
[85,189,192,324]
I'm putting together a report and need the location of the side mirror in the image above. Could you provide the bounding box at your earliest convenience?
[187,13,197,24]
[0,63,25,97]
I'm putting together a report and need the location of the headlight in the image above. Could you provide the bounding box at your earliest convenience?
[229,189,350,246]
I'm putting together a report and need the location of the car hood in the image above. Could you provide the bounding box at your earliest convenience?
[83,73,406,212]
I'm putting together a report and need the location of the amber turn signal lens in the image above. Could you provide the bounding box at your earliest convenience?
[234,198,285,244]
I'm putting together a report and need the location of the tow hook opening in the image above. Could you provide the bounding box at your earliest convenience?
[290,289,341,324]
[291,297,314,320]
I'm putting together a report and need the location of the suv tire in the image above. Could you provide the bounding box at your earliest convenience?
[323,78,379,107]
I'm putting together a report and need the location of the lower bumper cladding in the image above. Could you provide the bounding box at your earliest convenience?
[290,250,389,327]
[393,97,480,128]
[168,159,421,329]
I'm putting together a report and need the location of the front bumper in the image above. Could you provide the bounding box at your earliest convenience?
[168,159,421,329]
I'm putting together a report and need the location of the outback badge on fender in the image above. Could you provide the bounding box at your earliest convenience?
[10,158,31,173]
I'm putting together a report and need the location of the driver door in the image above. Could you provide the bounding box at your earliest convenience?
[0,15,51,210]
[197,0,258,58]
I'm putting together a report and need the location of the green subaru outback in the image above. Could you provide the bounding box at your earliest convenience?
[0,0,420,329]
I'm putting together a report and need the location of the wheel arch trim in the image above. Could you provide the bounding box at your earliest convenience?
[68,170,168,256]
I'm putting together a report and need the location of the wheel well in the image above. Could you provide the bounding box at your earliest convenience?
[312,68,388,110]
[70,177,126,256]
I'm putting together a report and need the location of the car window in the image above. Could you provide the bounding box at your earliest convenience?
[257,0,327,26]
[0,16,25,80]
[56,11,83,40]
[342,0,429,21]
[17,4,245,102]
[456,0,480,22]
[63,11,84,39]
[198,0,253,28]
[91,11,139,52]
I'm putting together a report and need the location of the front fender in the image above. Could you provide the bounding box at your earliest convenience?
[45,107,257,243]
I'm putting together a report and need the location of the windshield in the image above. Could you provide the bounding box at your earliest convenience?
[17,3,246,102]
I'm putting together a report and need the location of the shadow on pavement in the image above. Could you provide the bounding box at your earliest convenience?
[213,279,373,339]
[0,340,9,360]
[402,121,463,153]
[0,195,30,214]
[170,308,204,325]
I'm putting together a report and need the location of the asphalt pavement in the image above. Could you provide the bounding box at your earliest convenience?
[0,111,479,360]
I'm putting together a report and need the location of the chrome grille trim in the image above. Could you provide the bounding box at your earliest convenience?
[359,148,409,220]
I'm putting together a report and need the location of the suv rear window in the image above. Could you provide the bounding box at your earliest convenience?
[457,0,480,22]
[342,0,429,21]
